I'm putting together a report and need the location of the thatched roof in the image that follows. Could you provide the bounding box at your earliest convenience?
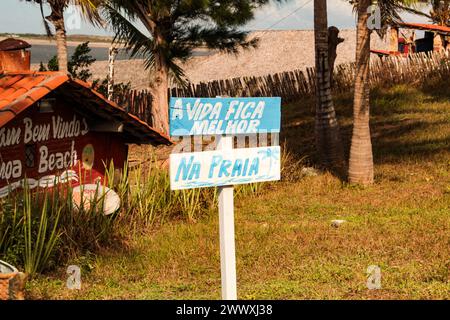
[68,30,389,89]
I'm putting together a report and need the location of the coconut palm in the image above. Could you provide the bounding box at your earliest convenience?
[102,0,278,134]
[402,1,450,26]
[348,0,373,185]
[429,0,450,25]
[26,0,102,73]
[313,0,345,172]
[348,0,419,185]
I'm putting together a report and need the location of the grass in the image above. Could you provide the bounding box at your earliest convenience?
[27,83,450,299]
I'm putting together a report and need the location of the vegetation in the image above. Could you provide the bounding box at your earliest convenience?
[25,0,103,72]
[0,155,287,277]
[24,81,450,299]
[409,1,450,26]
[39,41,96,81]
[313,0,345,173]
[1,0,447,301]
[103,0,279,134]
[38,41,132,96]
[348,0,420,185]
[429,0,450,26]
[349,0,374,185]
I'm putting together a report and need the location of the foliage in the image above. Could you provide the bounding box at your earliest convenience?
[68,41,96,80]
[22,187,62,276]
[25,0,104,37]
[91,78,132,100]
[0,185,62,276]
[103,0,275,85]
[39,41,96,81]
[1,151,294,275]
[348,0,423,35]
[429,0,450,25]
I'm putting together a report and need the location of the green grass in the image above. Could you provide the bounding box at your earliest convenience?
[27,84,450,299]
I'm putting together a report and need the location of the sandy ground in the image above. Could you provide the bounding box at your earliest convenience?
[30,30,388,88]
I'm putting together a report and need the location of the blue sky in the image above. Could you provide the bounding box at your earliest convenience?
[0,0,430,36]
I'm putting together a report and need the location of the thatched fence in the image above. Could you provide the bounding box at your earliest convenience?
[117,51,450,124]
[171,51,450,101]
[114,89,154,126]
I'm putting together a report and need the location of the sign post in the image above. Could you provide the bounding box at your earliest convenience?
[217,134,237,300]
[169,97,281,300]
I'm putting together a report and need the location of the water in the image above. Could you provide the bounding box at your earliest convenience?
[30,44,211,64]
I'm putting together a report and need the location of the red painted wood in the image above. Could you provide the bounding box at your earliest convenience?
[0,97,127,194]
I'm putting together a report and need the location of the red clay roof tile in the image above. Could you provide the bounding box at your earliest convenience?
[0,72,68,127]
[0,71,171,145]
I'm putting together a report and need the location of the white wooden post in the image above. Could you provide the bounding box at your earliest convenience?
[217,134,237,300]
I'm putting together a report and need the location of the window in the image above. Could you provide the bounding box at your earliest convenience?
[38,98,55,113]
[25,144,36,168]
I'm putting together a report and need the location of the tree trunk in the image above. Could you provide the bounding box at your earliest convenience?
[150,61,169,134]
[313,0,345,172]
[348,0,373,185]
[143,19,170,134]
[48,5,68,73]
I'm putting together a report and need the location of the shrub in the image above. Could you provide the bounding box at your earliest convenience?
[39,42,96,81]
[0,148,298,275]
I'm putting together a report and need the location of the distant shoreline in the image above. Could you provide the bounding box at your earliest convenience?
[0,36,115,48]
[0,29,360,48]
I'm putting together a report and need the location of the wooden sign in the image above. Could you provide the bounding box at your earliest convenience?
[170,146,280,190]
[169,96,282,300]
[170,97,281,136]
[0,100,128,198]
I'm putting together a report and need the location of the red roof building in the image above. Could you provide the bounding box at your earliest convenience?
[372,23,450,57]
[0,39,170,198]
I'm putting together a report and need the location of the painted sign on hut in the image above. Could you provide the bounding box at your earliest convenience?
[0,38,171,199]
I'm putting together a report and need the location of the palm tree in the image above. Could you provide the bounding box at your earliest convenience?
[26,0,102,73]
[313,0,345,172]
[348,0,373,185]
[407,1,450,26]
[348,0,420,185]
[430,0,450,25]
[103,0,274,134]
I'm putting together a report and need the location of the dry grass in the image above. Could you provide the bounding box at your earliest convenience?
[27,83,450,300]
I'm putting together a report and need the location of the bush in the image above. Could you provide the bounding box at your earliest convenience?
[0,147,299,275]
[39,41,96,81]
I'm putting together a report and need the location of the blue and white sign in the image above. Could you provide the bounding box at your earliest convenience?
[170,146,280,190]
[169,96,282,299]
[169,97,281,136]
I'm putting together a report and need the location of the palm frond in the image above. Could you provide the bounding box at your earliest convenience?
[73,0,104,27]
[39,0,53,37]
[105,4,153,59]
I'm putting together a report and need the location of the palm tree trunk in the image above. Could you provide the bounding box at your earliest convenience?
[47,4,68,73]
[313,0,345,172]
[348,0,373,185]
[54,19,68,73]
[150,56,169,134]
[149,25,169,134]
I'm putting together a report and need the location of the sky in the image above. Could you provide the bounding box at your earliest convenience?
[0,0,430,36]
